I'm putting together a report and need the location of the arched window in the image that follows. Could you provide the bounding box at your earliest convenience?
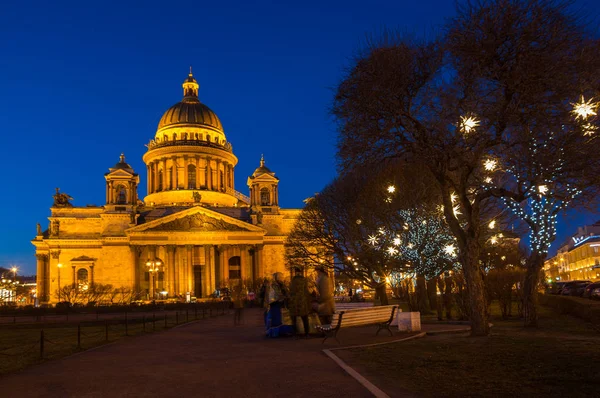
[173,133,177,140]
[260,188,270,206]
[77,268,88,284]
[206,135,211,142]
[228,256,241,279]
[214,137,219,143]
[164,135,169,142]
[116,185,127,204]
[188,164,196,189]
[158,169,163,191]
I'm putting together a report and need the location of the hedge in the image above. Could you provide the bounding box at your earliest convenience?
[539,294,600,326]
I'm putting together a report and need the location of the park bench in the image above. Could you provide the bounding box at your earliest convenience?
[315,305,399,344]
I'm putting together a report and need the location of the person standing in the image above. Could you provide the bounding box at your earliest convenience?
[266,272,287,336]
[231,280,245,326]
[316,266,335,325]
[289,267,311,337]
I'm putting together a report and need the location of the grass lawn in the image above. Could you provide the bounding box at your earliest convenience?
[0,310,221,375]
[335,304,600,398]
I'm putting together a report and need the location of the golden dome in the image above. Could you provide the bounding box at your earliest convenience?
[157,71,223,132]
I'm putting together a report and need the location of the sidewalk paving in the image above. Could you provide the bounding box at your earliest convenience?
[0,308,468,398]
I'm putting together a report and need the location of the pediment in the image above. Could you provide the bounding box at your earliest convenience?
[127,206,264,234]
[106,169,135,178]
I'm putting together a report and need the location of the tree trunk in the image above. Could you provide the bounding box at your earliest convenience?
[375,283,389,306]
[523,252,545,327]
[427,277,442,320]
[461,241,490,336]
[416,275,430,314]
[443,275,453,320]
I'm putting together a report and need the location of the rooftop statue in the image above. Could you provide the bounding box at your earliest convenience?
[53,188,74,208]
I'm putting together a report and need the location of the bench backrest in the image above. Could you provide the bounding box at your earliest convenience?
[335,303,374,310]
[332,305,398,328]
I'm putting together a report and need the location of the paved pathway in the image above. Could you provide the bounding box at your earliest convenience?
[1,309,376,397]
[1,308,470,397]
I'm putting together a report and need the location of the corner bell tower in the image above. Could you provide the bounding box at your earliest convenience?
[247,155,279,215]
[104,153,139,212]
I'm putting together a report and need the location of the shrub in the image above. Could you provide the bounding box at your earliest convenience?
[539,294,600,326]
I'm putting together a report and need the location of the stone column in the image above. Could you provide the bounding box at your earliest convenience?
[250,246,257,283]
[35,253,48,304]
[186,245,193,293]
[183,156,189,189]
[49,250,61,303]
[172,156,179,189]
[207,157,213,190]
[132,246,141,292]
[154,162,159,193]
[167,245,175,297]
[146,165,151,194]
[240,245,247,281]
[213,245,220,288]
[106,182,110,204]
[195,156,200,189]
[216,159,222,191]
[174,246,180,295]
[162,158,168,190]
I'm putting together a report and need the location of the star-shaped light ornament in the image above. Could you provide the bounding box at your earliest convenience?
[488,220,496,229]
[387,246,398,256]
[571,96,598,121]
[387,185,396,194]
[450,192,458,204]
[484,159,497,172]
[484,177,492,184]
[582,123,598,136]
[490,236,498,245]
[368,235,378,246]
[452,204,462,217]
[378,227,386,235]
[460,115,480,135]
[393,237,401,246]
[538,185,548,195]
[443,244,457,257]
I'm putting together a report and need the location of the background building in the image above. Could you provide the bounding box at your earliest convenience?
[544,221,600,282]
[32,72,301,304]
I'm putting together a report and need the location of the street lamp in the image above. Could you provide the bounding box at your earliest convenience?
[145,258,163,300]
[57,263,63,302]
[11,266,17,280]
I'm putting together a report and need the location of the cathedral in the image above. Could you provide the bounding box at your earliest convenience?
[32,72,301,304]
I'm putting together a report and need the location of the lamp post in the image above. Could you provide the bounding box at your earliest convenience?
[145,258,163,300]
[11,266,17,280]
[57,263,62,302]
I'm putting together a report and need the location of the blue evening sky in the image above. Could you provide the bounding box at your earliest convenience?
[1,0,598,275]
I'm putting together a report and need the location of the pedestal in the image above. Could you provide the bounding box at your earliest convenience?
[397,311,421,332]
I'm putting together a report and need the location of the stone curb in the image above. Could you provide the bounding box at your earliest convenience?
[425,327,471,335]
[323,332,427,398]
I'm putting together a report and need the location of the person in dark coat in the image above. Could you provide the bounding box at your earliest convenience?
[289,267,311,337]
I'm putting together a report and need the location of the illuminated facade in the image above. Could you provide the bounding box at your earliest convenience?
[32,72,301,304]
[544,222,600,282]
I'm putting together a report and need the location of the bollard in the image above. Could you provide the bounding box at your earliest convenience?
[153,313,156,331]
[77,324,81,349]
[105,321,109,342]
[40,330,44,359]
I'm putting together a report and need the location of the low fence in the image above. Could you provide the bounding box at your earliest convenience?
[0,301,229,374]
[539,294,600,326]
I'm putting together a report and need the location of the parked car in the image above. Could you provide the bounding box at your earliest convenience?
[561,280,592,296]
[582,282,600,299]
[547,281,568,295]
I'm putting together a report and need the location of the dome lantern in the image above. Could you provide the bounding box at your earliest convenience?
[183,67,199,100]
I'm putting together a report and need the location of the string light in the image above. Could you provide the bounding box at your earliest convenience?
[488,220,496,229]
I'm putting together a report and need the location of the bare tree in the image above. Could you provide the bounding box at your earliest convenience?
[333,0,600,335]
